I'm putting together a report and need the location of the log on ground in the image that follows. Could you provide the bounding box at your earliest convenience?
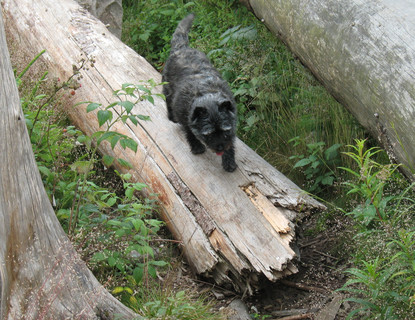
[242,0,415,179]
[0,10,141,320]
[3,0,325,293]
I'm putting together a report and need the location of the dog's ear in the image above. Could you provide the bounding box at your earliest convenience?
[219,100,234,113]
[191,106,208,122]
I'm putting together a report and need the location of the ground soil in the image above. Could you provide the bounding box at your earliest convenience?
[164,210,356,320]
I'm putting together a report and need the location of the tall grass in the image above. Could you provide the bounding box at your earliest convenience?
[122,0,367,194]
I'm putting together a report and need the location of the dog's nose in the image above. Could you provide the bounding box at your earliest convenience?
[216,144,224,151]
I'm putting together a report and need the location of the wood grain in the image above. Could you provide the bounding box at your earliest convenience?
[3,0,324,293]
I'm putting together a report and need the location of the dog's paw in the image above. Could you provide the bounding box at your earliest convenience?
[191,143,206,155]
[222,159,237,172]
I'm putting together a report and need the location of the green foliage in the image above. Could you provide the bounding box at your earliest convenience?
[339,140,415,319]
[122,0,196,66]
[289,137,341,194]
[87,173,167,284]
[138,290,223,320]
[340,139,400,226]
[123,0,366,185]
[340,258,400,320]
[16,52,187,317]
[76,80,164,170]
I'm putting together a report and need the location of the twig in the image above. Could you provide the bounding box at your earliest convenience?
[272,309,314,317]
[298,235,324,248]
[274,313,314,320]
[313,250,338,261]
[280,280,327,294]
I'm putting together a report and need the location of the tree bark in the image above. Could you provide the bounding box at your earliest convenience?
[0,11,140,320]
[74,0,123,38]
[2,0,324,294]
[241,0,415,179]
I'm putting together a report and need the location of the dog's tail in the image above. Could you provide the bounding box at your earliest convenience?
[170,13,195,52]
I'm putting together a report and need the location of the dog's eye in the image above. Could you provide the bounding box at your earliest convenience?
[222,130,231,138]
[202,129,213,137]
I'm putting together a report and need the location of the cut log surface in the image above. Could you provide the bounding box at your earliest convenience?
[243,0,415,179]
[2,0,324,292]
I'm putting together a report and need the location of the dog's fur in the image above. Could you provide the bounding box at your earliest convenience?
[162,13,237,172]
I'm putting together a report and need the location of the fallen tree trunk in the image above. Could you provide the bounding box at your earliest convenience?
[2,0,324,293]
[0,11,141,320]
[242,0,415,179]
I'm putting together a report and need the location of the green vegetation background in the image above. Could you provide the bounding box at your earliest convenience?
[14,0,415,318]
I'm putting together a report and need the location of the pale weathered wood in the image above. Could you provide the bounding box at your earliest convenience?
[2,0,324,293]
[0,11,140,320]
[242,0,415,179]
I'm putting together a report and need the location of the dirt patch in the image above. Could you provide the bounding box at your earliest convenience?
[162,211,355,320]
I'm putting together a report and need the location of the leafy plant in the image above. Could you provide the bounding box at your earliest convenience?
[388,230,415,304]
[289,137,342,194]
[340,231,415,320]
[139,290,223,320]
[88,172,167,284]
[122,0,196,66]
[76,80,165,170]
[339,139,415,319]
[340,139,400,226]
[340,258,399,320]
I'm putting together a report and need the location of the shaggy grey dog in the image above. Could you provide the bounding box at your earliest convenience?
[162,13,237,172]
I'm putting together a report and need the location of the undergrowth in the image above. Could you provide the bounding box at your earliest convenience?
[16,52,224,320]
[13,1,415,318]
[122,0,367,197]
[337,140,415,319]
[122,1,415,319]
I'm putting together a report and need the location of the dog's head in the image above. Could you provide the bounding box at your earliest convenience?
[189,93,236,154]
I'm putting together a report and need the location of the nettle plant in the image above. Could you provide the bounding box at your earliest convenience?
[71,80,168,284]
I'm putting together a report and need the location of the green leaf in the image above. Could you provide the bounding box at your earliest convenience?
[131,219,144,232]
[107,219,122,226]
[38,166,52,178]
[70,160,92,174]
[137,114,150,121]
[118,158,133,169]
[86,102,101,113]
[91,252,106,262]
[128,115,138,125]
[102,155,115,167]
[133,266,144,283]
[118,100,135,113]
[125,187,134,199]
[110,134,122,149]
[294,158,312,168]
[116,261,125,272]
[112,287,125,295]
[115,229,126,237]
[106,197,117,207]
[324,143,342,161]
[147,265,157,278]
[120,138,138,153]
[321,175,335,186]
[145,95,154,105]
[97,110,113,127]
[108,256,116,267]
[97,131,117,146]
[149,260,168,267]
